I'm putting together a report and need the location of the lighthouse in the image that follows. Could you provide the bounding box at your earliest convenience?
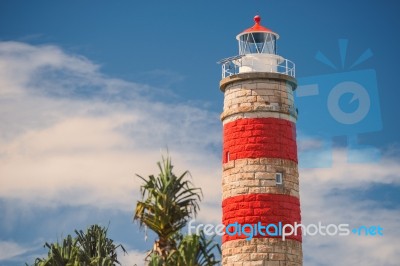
[219,15,302,265]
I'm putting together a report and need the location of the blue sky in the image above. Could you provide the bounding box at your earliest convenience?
[0,1,399,265]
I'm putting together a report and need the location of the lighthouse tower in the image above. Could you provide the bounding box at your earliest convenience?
[219,15,302,265]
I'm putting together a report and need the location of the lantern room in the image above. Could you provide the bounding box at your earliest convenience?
[218,15,295,78]
[236,15,279,55]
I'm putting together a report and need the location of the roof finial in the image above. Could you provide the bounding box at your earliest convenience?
[254,15,261,24]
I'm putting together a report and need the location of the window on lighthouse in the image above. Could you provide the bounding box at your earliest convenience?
[275,172,283,185]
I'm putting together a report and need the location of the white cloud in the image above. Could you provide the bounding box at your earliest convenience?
[118,248,147,266]
[0,241,32,260]
[0,41,98,97]
[297,138,324,152]
[0,41,221,216]
[300,148,400,266]
[302,149,400,188]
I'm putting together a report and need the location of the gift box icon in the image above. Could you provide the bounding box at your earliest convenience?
[295,39,382,168]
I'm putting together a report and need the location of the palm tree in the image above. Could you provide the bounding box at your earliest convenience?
[172,231,220,266]
[29,224,126,266]
[75,224,126,265]
[134,155,220,266]
[134,156,202,262]
[31,235,83,266]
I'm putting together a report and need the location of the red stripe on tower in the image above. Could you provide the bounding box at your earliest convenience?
[222,193,302,242]
[223,118,297,163]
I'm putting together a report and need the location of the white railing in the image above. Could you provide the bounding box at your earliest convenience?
[218,55,296,79]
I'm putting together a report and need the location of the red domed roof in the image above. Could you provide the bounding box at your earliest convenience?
[241,15,274,34]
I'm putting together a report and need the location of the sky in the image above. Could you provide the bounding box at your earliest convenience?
[0,0,400,265]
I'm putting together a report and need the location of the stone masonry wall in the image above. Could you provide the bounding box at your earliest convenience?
[221,78,296,122]
[222,158,300,200]
[222,238,302,266]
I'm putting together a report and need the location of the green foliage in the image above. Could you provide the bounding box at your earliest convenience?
[134,155,221,266]
[32,235,82,266]
[134,156,202,260]
[29,225,126,266]
[75,224,126,265]
[30,155,220,266]
[146,231,220,266]
[173,231,221,266]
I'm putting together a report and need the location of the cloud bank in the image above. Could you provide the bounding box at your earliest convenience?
[0,41,222,214]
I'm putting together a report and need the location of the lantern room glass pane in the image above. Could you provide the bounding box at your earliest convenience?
[239,33,276,55]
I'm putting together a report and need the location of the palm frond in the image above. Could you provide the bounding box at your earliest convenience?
[134,155,203,262]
